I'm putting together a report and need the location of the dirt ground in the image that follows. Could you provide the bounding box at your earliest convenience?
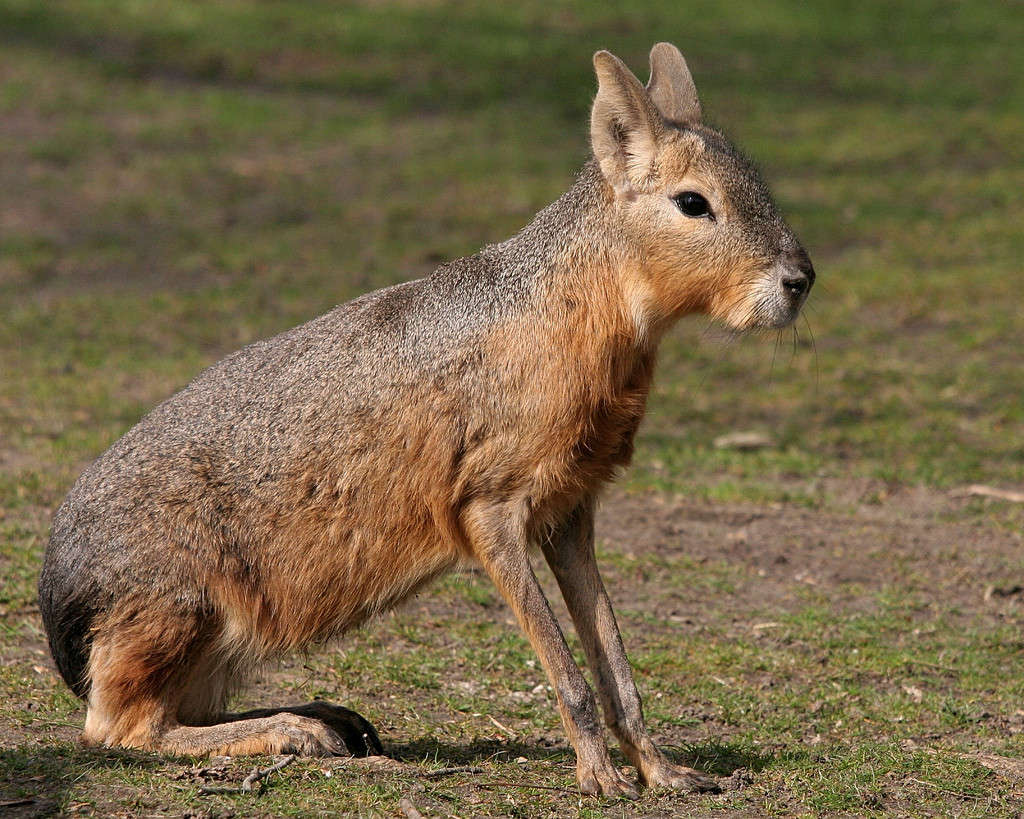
[596,482,1024,622]
[2,481,1022,816]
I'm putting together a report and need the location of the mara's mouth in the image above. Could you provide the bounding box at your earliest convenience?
[716,290,809,332]
[758,295,806,330]
[717,264,813,331]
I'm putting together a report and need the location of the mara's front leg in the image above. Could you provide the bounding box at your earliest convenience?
[463,500,638,798]
[541,501,720,793]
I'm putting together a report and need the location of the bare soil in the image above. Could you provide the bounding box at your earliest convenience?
[3,481,1021,816]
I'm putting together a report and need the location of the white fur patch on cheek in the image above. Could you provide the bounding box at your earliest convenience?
[737,265,801,329]
[716,274,775,330]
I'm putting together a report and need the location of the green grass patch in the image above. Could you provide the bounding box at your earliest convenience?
[1,0,1023,815]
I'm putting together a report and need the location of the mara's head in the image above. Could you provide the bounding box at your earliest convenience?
[591,42,814,332]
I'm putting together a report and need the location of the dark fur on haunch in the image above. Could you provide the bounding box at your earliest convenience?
[39,43,813,795]
[38,579,96,699]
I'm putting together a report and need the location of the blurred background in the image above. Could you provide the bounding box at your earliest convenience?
[0,1,1022,815]
[0,1,1020,507]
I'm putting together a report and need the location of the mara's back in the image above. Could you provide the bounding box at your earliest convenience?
[42,246,525,684]
[39,167,618,694]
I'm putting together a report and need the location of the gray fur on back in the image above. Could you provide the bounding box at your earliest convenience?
[39,162,609,694]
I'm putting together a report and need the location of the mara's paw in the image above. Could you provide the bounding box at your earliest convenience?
[577,759,640,799]
[640,760,720,793]
[164,714,352,758]
[272,713,349,757]
[302,703,384,757]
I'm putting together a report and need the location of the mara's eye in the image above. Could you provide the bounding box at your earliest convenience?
[672,191,714,220]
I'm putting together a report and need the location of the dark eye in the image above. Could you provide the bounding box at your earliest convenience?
[672,191,714,220]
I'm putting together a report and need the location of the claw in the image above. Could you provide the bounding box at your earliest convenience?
[578,763,640,798]
[641,760,721,793]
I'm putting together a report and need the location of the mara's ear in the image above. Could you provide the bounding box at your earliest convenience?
[646,42,701,126]
[591,50,664,195]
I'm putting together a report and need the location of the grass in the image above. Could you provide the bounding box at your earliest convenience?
[1,0,1023,815]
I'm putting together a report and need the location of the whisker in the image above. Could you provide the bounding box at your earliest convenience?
[769,327,781,383]
[802,313,820,391]
[694,318,746,391]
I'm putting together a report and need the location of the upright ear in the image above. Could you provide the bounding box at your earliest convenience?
[646,42,701,126]
[590,50,665,195]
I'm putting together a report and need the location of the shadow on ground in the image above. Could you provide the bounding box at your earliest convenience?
[679,739,785,776]
[389,736,573,766]
[388,735,775,778]
[0,745,166,817]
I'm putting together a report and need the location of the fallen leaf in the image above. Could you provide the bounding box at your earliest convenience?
[903,685,924,703]
[713,431,775,451]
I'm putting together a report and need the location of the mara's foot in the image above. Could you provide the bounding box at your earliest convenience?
[288,701,383,757]
[228,701,383,756]
[577,758,640,799]
[161,712,350,757]
[639,758,720,793]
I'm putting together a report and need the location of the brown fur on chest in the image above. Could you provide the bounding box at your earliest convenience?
[464,289,656,527]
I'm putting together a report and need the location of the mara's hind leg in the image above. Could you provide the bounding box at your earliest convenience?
[83,603,352,757]
[175,634,382,756]
[225,702,383,756]
[160,713,349,757]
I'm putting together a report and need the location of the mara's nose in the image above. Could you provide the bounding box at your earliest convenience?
[781,249,815,298]
[782,272,810,298]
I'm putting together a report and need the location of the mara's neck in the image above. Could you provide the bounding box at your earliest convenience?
[490,161,661,402]
[504,160,662,346]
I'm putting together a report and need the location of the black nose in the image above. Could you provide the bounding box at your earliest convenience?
[795,248,815,284]
[782,273,810,298]
[782,248,815,298]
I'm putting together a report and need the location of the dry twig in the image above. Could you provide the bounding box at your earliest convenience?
[475,779,575,793]
[422,765,484,778]
[488,715,518,738]
[950,485,1024,504]
[198,754,297,795]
